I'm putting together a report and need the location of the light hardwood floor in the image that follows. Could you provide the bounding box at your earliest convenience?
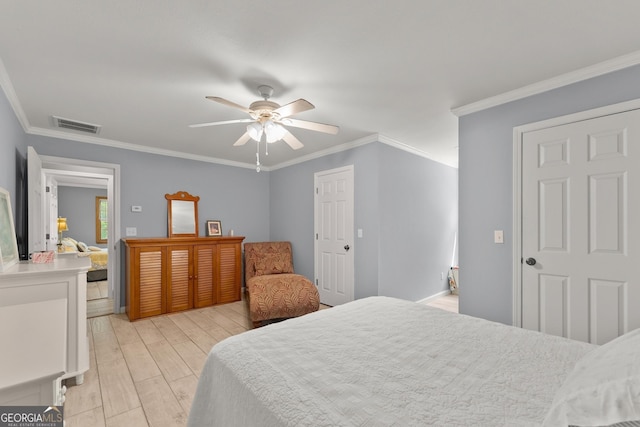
[65,293,458,427]
[87,280,114,319]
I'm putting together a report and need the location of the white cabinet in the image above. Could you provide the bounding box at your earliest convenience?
[0,257,91,405]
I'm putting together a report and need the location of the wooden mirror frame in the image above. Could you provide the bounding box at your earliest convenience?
[165,191,200,238]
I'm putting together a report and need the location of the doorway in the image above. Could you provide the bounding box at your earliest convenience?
[57,184,112,318]
[28,147,121,316]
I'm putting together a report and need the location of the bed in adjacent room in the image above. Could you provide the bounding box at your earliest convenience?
[60,237,108,282]
[188,296,640,427]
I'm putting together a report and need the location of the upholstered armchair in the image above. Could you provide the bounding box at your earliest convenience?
[244,241,320,328]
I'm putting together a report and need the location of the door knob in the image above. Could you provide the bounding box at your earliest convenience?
[344,244,350,252]
[525,257,536,266]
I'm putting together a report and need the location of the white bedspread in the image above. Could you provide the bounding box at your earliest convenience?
[188,297,594,427]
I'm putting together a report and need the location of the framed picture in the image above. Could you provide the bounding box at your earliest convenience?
[206,220,222,237]
[0,187,19,272]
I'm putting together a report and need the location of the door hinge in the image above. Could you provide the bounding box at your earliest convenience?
[315,279,318,286]
[45,186,50,193]
[316,233,318,240]
[316,187,318,194]
[45,233,50,240]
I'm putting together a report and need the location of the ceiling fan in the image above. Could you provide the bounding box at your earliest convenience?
[189,85,339,151]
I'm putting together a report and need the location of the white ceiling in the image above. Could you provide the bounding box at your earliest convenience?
[2,1,640,169]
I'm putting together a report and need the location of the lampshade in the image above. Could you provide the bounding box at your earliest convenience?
[264,120,286,143]
[57,217,69,233]
[247,122,263,142]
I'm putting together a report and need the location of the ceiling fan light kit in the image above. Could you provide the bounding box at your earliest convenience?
[264,120,286,143]
[246,122,263,141]
[190,85,340,171]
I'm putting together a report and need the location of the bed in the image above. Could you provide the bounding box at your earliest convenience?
[188,296,640,427]
[78,249,108,282]
[60,237,108,282]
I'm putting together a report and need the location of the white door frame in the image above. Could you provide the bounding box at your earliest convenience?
[512,98,640,327]
[40,154,122,315]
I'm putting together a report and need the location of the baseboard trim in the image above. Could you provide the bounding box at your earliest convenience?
[416,289,451,305]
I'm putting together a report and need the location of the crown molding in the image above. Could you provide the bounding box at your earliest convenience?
[270,133,457,170]
[377,134,456,167]
[451,50,640,117]
[27,126,260,170]
[269,134,380,170]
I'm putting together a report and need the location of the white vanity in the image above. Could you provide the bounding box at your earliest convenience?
[0,256,91,405]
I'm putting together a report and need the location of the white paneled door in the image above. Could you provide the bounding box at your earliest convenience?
[522,109,640,344]
[315,165,354,306]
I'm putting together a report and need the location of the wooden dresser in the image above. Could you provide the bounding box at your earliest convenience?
[124,236,244,320]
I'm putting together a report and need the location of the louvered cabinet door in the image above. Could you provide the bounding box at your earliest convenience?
[216,242,242,304]
[194,244,215,308]
[129,246,166,320]
[167,245,193,312]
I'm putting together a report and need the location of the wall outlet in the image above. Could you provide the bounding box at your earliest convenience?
[126,227,137,236]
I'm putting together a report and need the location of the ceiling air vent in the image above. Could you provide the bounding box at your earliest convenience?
[52,116,101,134]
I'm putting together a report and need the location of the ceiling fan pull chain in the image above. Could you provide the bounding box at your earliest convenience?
[255,141,261,173]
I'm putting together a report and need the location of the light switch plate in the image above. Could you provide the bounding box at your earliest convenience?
[131,205,142,212]
[494,230,504,244]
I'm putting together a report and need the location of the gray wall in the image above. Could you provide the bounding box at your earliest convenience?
[26,135,271,243]
[378,144,458,300]
[269,143,382,299]
[58,186,108,246]
[270,142,458,302]
[459,63,640,325]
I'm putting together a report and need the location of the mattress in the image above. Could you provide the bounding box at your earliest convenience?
[188,296,595,427]
[78,249,108,271]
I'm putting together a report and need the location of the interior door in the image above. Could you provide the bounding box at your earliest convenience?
[27,146,45,253]
[315,165,354,306]
[521,108,640,344]
[45,176,58,250]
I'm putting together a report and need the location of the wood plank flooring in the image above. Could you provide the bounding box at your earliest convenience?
[87,280,113,318]
[65,293,458,427]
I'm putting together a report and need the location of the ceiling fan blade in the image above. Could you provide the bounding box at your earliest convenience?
[189,118,253,128]
[206,96,253,114]
[280,118,339,135]
[282,130,304,150]
[274,99,314,118]
[233,132,252,146]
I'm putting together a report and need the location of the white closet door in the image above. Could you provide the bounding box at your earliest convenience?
[522,108,640,344]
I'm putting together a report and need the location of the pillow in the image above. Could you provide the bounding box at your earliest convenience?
[61,238,77,249]
[253,253,294,276]
[88,246,103,252]
[543,328,640,426]
[76,241,89,252]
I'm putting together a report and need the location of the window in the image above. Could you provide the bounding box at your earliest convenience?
[95,196,108,243]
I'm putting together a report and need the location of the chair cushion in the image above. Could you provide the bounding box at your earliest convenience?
[244,241,295,281]
[247,274,320,322]
[253,252,294,276]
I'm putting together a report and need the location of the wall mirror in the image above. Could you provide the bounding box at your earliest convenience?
[165,191,199,238]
